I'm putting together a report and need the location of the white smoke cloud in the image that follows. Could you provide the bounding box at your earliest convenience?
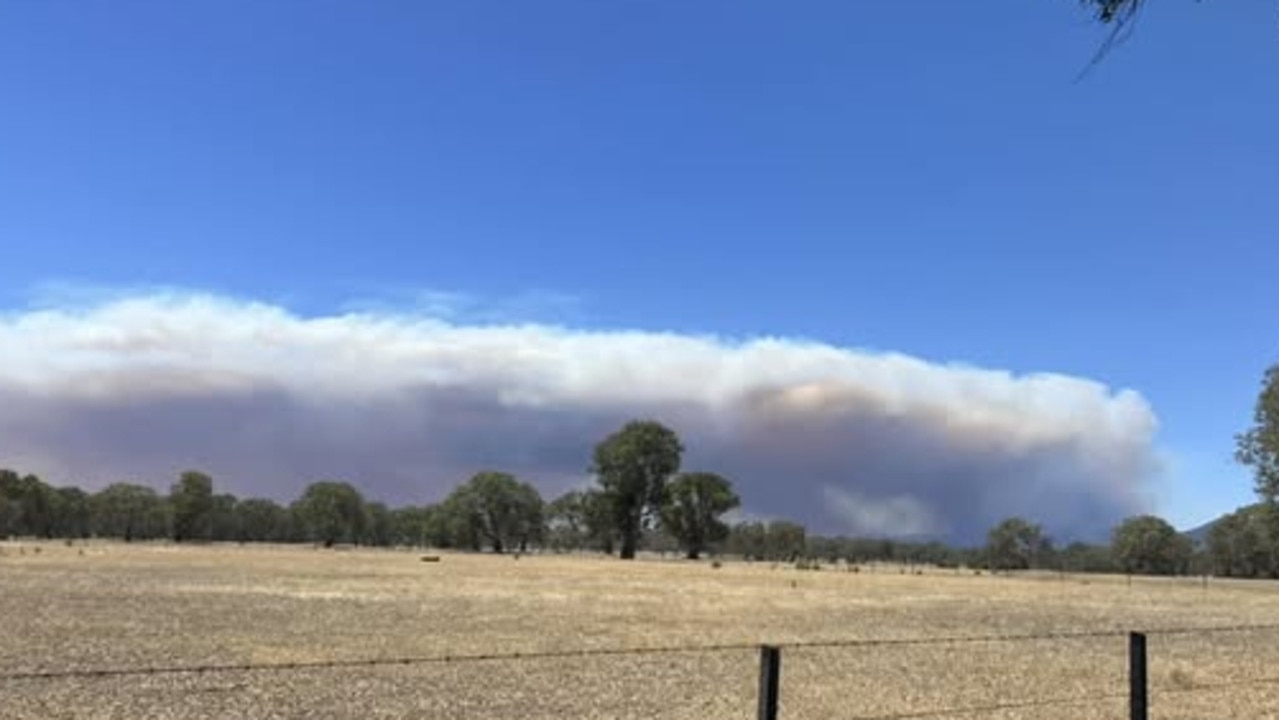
[0,291,1161,542]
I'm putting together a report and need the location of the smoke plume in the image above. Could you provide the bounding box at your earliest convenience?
[0,291,1159,542]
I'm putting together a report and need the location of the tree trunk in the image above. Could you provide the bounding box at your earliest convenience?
[687,548,700,560]
[616,509,640,560]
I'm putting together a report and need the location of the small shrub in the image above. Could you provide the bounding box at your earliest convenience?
[711,560,723,569]
[420,555,442,563]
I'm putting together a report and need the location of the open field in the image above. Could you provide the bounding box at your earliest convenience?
[3,542,1279,719]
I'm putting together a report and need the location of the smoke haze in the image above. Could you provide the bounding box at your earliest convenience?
[0,292,1160,542]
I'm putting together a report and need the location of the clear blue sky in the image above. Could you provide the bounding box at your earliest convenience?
[1,2,1276,528]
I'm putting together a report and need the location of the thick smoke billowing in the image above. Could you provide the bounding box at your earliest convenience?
[0,292,1160,542]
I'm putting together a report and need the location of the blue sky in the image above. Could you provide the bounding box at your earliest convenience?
[1,2,1276,530]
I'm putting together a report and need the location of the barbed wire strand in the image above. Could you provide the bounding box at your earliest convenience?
[0,642,759,683]
[1161,674,1279,695]
[1146,622,1279,636]
[784,621,1279,652]
[4,621,1278,684]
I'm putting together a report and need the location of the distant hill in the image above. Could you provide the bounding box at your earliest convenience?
[1183,504,1263,545]
[1184,517,1221,545]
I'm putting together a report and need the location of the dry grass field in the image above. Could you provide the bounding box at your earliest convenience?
[3,542,1279,719]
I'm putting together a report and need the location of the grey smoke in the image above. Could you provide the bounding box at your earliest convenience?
[0,292,1160,543]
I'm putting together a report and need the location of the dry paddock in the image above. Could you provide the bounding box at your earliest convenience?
[2,542,1279,719]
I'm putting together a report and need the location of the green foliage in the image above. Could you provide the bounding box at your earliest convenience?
[725,520,767,559]
[1207,504,1279,578]
[582,489,616,553]
[546,490,587,551]
[1237,365,1279,503]
[0,471,57,538]
[170,471,215,542]
[0,491,11,539]
[1059,541,1116,573]
[1112,515,1193,576]
[385,506,420,546]
[441,472,544,553]
[292,481,367,547]
[767,521,808,561]
[985,517,1047,571]
[51,487,92,539]
[363,502,394,547]
[434,491,481,550]
[725,520,808,561]
[795,535,979,568]
[545,489,615,552]
[592,420,683,560]
[92,483,170,541]
[234,498,292,543]
[207,493,239,541]
[418,503,459,548]
[662,472,740,560]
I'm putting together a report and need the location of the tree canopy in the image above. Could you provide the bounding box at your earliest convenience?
[592,420,684,560]
[292,481,367,548]
[170,471,215,543]
[443,472,544,553]
[1111,515,1193,576]
[661,472,740,560]
[1237,364,1279,503]
[985,517,1047,572]
[91,483,170,542]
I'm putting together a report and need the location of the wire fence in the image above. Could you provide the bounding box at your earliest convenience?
[3,624,1279,719]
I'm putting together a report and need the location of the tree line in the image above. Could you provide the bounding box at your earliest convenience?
[0,463,1230,577]
[4,357,1279,582]
[0,420,742,561]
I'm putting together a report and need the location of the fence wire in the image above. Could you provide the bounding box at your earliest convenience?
[4,623,1279,719]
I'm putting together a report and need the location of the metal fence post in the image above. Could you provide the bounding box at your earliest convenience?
[1129,632,1148,720]
[758,645,781,720]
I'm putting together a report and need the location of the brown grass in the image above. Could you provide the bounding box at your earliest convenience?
[3,542,1279,719]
